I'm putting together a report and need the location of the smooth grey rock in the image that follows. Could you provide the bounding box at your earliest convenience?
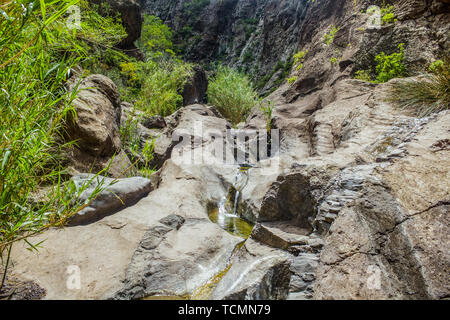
[115,219,242,300]
[258,172,317,230]
[67,174,153,226]
[251,222,309,251]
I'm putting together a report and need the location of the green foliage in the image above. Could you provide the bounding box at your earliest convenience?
[354,69,373,82]
[355,43,406,83]
[88,15,193,117]
[293,50,308,71]
[388,57,449,117]
[380,4,397,24]
[135,59,193,117]
[184,0,211,17]
[137,15,174,57]
[120,110,156,179]
[242,18,258,38]
[259,99,274,131]
[429,60,444,73]
[287,76,297,84]
[207,66,258,125]
[323,25,339,46]
[374,43,406,83]
[366,3,397,25]
[120,113,142,156]
[0,0,123,288]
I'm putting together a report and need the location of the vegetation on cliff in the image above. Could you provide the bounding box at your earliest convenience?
[388,57,449,116]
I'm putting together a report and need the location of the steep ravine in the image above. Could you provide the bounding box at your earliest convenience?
[6,0,450,300]
[140,0,311,94]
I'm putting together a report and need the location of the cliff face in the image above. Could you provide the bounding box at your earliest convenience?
[139,0,449,94]
[279,0,449,102]
[140,0,311,93]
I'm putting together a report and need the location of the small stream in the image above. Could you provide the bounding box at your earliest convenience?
[191,166,255,299]
[208,166,254,238]
[145,167,255,300]
[208,195,254,239]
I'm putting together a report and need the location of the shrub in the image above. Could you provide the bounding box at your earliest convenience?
[356,43,407,83]
[135,59,193,117]
[429,60,444,73]
[323,25,339,46]
[287,76,297,84]
[374,43,406,83]
[207,66,258,125]
[380,4,397,24]
[293,50,308,71]
[137,15,174,57]
[387,57,449,117]
[354,69,373,82]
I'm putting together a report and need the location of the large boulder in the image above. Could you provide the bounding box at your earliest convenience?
[66,74,133,177]
[182,65,208,106]
[66,74,121,157]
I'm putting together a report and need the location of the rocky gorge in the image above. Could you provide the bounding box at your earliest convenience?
[4,0,449,300]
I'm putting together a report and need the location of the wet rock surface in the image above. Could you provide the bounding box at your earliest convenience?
[211,239,291,300]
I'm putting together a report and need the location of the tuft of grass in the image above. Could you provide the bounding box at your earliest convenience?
[207,66,258,125]
[259,99,274,132]
[135,59,193,117]
[387,57,450,117]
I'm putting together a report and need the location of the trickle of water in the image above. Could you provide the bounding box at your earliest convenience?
[233,169,249,192]
[231,167,250,215]
[209,197,253,239]
[232,191,240,216]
